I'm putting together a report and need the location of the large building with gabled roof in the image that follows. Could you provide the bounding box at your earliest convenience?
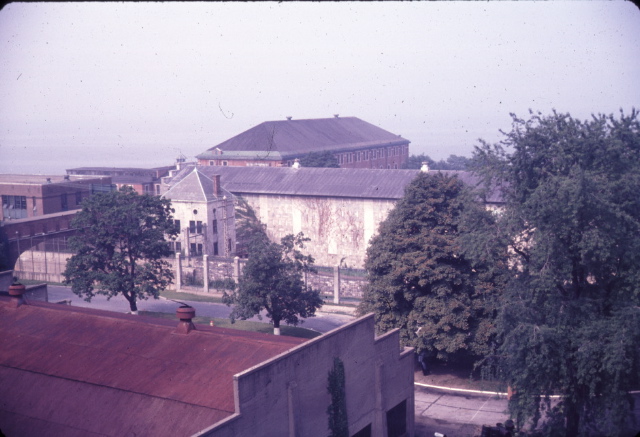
[196,116,410,169]
[161,167,236,258]
[162,164,498,269]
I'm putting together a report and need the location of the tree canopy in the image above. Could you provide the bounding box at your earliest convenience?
[223,232,323,335]
[471,110,640,436]
[358,172,500,361]
[63,186,178,313]
[234,196,268,257]
[402,153,471,170]
[299,151,340,168]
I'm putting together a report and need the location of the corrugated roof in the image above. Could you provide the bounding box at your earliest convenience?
[166,166,504,203]
[196,117,410,160]
[0,297,304,436]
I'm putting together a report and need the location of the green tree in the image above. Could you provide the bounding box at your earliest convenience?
[223,232,323,335]
[327,357,349,437]
[402,153,470,170]
[358,172,500,361]
[63,186,178,313]
[300,150,340,168]
[234,196,268,256]
[436,154,471,170]
[471,110,640,436]
[401,153,434,169]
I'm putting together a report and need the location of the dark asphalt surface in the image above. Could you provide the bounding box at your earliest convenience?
[46,285,355,333]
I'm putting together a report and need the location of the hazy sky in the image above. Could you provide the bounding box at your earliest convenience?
[1,1,639,174]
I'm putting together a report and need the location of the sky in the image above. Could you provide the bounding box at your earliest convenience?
[0,1,639,174]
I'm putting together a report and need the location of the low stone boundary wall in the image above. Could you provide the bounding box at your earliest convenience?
[13,250,368,303]
[173,255,366,303]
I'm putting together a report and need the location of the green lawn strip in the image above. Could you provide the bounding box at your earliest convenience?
[139,310,321,339]
[159,289,224,303]
[18,279,66,286]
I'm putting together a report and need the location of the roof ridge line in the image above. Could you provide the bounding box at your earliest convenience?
[193,167,209,200]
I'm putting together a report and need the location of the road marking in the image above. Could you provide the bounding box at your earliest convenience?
[470,397,492,422]
[415,382,507,397]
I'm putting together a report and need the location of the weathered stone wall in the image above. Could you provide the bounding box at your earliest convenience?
[13,250,71,283]
[198,315,415,437]
[239,193,396,269]
[307,270,366,299]
[172,256,366,299]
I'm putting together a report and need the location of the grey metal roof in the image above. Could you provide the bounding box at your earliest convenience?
[166,165,503,203]
[196,117,410,160]
[162,167,232,202]
[181,166,445,200]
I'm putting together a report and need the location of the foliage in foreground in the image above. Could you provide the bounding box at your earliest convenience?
[358,172,501,361]
[63,186,178,312]
[471,110,640,436]
[223,232,323,335]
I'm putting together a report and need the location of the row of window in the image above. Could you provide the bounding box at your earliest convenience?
[337,145,408,165]
[2,195,27,210]
[173,220,219,235]
[2,192,84,217]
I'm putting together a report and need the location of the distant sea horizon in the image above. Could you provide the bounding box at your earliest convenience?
[0,141,203,176]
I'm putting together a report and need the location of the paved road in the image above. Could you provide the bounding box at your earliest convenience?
[414,385,509,436]
[46,285,354,333]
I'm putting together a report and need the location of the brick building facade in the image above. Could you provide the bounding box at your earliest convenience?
[0,174,112,222]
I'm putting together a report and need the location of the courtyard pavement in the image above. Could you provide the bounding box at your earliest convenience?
[414,384,509,437]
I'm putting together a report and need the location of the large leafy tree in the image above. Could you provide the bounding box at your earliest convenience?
[471,110,640,436]
[299,151,340,168]
[63,186,178,313]
[358,172,501,362]
[223,232,323,335]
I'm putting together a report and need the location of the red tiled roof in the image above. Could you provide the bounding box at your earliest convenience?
[0,297,305,436]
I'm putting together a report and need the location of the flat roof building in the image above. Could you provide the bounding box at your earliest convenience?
[0,174,112,222]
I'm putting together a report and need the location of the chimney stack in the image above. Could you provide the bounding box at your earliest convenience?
[176,305,196,334]
[213,174,221,197]
[8,281,26,308]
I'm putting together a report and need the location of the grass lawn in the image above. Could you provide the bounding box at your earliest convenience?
[140,310,321,340]
[159,289,224,303]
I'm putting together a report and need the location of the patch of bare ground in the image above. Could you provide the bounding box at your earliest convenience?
[414,359,505,393]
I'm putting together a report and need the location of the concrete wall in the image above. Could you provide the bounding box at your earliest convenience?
[240,193,397,269]
[196,314,415,437]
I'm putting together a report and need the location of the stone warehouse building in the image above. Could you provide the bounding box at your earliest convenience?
[0,286,415,437]
[196,116,410,169]
[163,165,497,269]
[162,167,236,258]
